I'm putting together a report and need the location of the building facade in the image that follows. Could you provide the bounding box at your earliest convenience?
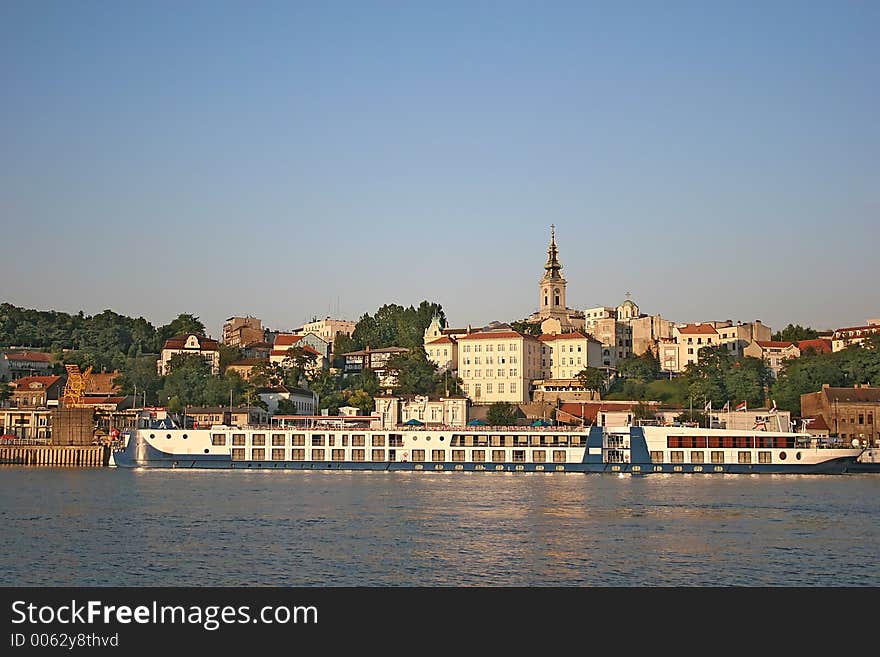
[801,384,880,446]
[525,226,585,333]
[157,334,221,376]
[1,351,54,381]
[831,322,880,352]
[456,330,542,404]
[743,341,801,378]
[222,316,263,348]
[10,376,64,408]
[374,394,469,429]
[295,317,357,344]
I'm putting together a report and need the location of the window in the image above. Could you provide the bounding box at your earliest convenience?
[272,448,285,460]
[486,383,493,393]
[372,449,386,461]
[372,435,385,446]
[738,451,751,464]
[351,449,365,462]
[291,449,305,460]
[352,434,365,447]
[232,434,246,446]
[690,451,704,464]
[332,449,345,461]
[498,383,504,393]
[432,449,445,461]
[290,434,305,446]
[311,434,324,446]
[532,450,546,463]
[251,448,265,460]
[669,451,684,463]
[511,383,517,394]
[650,450,663,463]
[212,434,226,446]
[231,448,245,461]
[272,434,285,446]
[452,450,465,462]
[472,450,486,462]
[492,450,506,462]
[512,450,526,462]
[311,449,325,460]
[758,451,771,464]
[411,449,425,462]
[552,450,566,463]
[252,434,265,446]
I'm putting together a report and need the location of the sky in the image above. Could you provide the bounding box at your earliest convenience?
[1,1,878,338]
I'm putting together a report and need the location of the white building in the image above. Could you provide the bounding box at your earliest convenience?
[374,394,469,429]
[157,334,221,376]
[457,329,542,404]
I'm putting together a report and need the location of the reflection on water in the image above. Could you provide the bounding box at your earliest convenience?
[0,468,878,586]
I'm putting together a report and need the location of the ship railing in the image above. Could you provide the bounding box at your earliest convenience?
[0,437,51,446]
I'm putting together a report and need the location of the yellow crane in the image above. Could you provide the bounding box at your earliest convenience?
[62,364,93,408]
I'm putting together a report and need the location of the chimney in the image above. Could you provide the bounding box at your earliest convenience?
[822,383,830,389]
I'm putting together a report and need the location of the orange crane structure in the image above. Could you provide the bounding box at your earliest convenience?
[61,364,93,408]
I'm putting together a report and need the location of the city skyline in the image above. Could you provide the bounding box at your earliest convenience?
[2,2,877,337]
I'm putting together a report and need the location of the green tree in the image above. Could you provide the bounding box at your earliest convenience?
[576,367,607,392]
[772,324,819,342]
[0,381,10,402]
[116,355,163,405]
[219,345,242,371]
[617,352,660,381]
[486,401,519,426]
[510,320,543,336]
[348,389,375,413]
[160,353,213,407]
[385,349,437,395]
[276,398,299,415]
[249,361,286,388]
[158,314,206,342]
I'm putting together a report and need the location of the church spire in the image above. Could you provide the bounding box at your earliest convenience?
[543,224,564,281]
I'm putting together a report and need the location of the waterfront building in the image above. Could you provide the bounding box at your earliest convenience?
[801,384,880,446]
[374,394,469,429]
[341,346,409,389]
[225,358,267,381]
[10,376,64,408]
[743,341,801,378]
[270,334,328,374]
[257,386,318,416]
[423,315,462,372]
[222,316,263,348]
[660,320,772,374]
[538,332,603,380]
[157,334,221,376]
[0,407,52,440]
[457,328,542,404]
[831,321,880,352]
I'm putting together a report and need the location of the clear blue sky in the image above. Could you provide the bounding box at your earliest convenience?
[2,1,877,337]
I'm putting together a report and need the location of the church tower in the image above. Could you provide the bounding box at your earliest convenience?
[539,225,567,318]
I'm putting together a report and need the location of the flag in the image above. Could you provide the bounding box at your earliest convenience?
[722,401,730,412]
[704,400,711,412]
[768,400,778,416]
[735,400,747,412]
[753,418,767,430]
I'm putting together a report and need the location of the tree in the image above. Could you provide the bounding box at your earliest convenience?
[158,314,206,342]
[487,402,518,426]
[772,324,819,342]
[219,345,242,371]
[0,381,10,402]
[617,352,660,381]
[348,389,375,413]
[160,353,213,407]
[116,355,163,405]
[576,367,607,392]
[510,320,542,336]
[249,361,286,388]
[276,398,299,415]
[385,349,437,396]
[632,402,657,422]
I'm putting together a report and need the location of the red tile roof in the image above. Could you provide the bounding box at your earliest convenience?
[821,386,880,403]
[833,324,880,334]
[803,415,830,431]
[271,346,320,357]
[427,337,455,345]
[4,351,52,362]
[12,376,63,389]
[538,332,590,341]
[678,323,718,335]
[797,339,832,354]
[274,334,303,347]
[84,372,121,395]
[162,334,220,350]
[458,331,529,341]
[756,341,796,349]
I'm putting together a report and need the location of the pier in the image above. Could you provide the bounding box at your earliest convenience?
[0,444,109,467]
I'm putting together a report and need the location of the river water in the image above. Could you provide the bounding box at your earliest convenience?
[1,467,877,586]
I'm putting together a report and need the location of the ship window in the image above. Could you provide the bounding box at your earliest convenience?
[231,448,246,461]
[690,451,704,464]
[211,434,226,446]
[796,452,802,460]
[411,449,425,462]
[372,435,385,447]
[492,450,506,463]
[452,450,466,462]
[471,450,486,462]
[432,450,445,462]
[232,434,246,446]
[203,449,209,454]
[292,434,305,446]
[272,448,285,460]
[332,449,345,461]
[271,434,285,446]
[252,435,265,446]
[669,451,684,463]
[291,449,305,460]
[552,450,567,463]
[532,450,546,463]
[311,449,325,460]
[738,451,751,464]
[251,448,265,460]
[352,435,366,447]
[710,451,724,464]
[311,435,325,446]
[512,450,526,462]
[758,451,771,464]
[650,451,664,463]
[372,449,386,461]
[351,449,365,462]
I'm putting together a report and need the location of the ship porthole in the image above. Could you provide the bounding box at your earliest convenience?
[796,452,802,460]
[204,449,209,454]
[779,451,787,460]
[439,436,444,441]
[182,434,188,439]
[150,434,155,439]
